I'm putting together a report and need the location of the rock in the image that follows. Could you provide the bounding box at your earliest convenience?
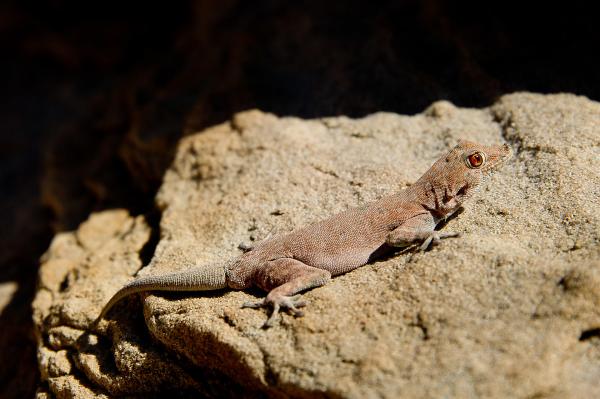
[0,281,18,312]
[34,93,600,397]
[33,210,211,396]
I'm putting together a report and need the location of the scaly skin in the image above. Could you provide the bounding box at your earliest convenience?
[96,140,512,328]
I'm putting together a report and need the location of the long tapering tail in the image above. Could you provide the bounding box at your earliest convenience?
[94,263,227,325]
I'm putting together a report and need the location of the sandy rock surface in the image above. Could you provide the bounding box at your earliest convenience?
[34,93,600,398]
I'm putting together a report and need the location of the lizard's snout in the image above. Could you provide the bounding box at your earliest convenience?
[493,143,512,161]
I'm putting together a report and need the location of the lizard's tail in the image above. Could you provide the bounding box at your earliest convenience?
[94,264,227,326]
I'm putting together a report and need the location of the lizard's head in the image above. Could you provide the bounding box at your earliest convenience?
[452,139,512,177]
[417,140,512,215]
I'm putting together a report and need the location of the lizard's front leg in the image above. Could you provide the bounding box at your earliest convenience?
[242,258,331,328]
[386,213,459,251]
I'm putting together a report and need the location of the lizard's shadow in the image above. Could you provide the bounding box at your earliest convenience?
[435,206,465,231]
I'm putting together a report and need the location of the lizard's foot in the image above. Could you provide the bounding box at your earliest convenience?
[420,231,460,251]
[242,294,307,328]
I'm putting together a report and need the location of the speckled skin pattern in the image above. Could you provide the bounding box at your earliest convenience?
[97,141,511,327]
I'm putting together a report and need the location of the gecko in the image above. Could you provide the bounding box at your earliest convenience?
[96,140,512,328]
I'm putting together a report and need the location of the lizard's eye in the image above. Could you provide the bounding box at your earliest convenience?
[466,152,486,168]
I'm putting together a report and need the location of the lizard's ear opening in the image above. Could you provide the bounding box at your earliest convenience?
[465,151,486,168]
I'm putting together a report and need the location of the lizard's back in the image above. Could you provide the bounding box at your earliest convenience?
[243,190,423,276]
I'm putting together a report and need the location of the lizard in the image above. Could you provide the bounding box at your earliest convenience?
[95,140,512,328]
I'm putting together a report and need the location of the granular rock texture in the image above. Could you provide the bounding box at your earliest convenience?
[34,93,600,398]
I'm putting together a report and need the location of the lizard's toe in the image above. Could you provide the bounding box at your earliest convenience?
[241,299,265,309]
[262,303,281,328]
[420,235,434,251]
[420,231,460,251]
[280,294,307,316]
[243,293,308,328]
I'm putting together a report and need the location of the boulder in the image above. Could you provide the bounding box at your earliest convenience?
[34,93,600,397]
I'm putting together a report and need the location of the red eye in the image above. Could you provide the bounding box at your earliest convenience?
[467,152,485,168]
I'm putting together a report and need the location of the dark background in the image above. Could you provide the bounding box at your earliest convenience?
[0,1,597,396]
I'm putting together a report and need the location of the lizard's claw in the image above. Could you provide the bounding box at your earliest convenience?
[242,294,307,328]
[420,231,460,251]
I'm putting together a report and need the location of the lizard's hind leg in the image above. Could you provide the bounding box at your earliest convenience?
[242,258,331,328]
